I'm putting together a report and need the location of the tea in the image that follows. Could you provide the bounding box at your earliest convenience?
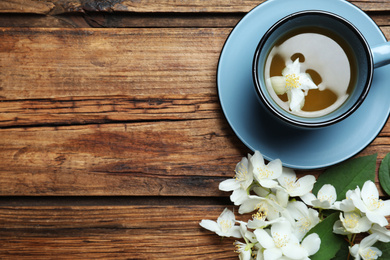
[264,26,357,117]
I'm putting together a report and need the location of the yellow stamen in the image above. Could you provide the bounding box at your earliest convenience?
[285,73,301,89]
[218,219,232,233]
[362,248,377,260]
[343,213,359,229]
[283,177,300,192]
[318,191,334,204]
[298,217,311,233]
[253,204,268,221]
[257,167,273,179]
[273,232,288,248]
[235,164,248,181]
[367,195,384,210]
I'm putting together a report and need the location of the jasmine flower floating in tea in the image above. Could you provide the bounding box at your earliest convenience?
[267,58,318,112]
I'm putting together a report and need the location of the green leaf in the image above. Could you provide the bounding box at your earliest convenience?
[375,241,390,259]
[379,153,390,196]
[331,243,350,260]
[313,154,377,201]
[307,213,347,260]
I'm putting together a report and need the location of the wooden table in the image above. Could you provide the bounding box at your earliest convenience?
[0,0,389,259]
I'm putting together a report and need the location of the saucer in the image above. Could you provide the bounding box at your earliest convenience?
[217,0,390,169]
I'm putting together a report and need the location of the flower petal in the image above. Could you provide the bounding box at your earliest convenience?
[269,76,287,95]
[350,190,367,213]
[300,193,317,206]
[282,242,306,259]
[218,208,235,223]
[376,200,390,216]
[370,224,390,242]
[263,248,283,260]
[360,234,379,248]
[271,220,291,240]
[227,226,242,238]
[266,159,283,179]
[254,228,275,249]
[230,188,249,206]
[239,196,263,214]
[333,219,349,235]
[287,201,308,220]
[366,211,388,227]
[199,219,220,233]
[259,179,279,189]
[289,88,305,112]
[349,244,360,259]
[357,216,372,233]
[251,151,265,169]
[361,181,379,206]
[277,167,296,187]
[299,73,318,90]
[219,178,240,192]
[291,175,316,197]
[317,184,337,204]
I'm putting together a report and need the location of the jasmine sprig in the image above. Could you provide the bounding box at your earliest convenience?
[200,152,390,260]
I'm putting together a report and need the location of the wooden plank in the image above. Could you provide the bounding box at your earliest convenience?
[0,205,239,259]
[0,120,248,196]
[0,13,244,28]
[0,27,389,197]
[0,12,388,29]
[0,0,389,14]
[0,204,389,259]
[0,28,228,100]
[1,26,388,126]
[0,119,388,196]
[0,94,219,127]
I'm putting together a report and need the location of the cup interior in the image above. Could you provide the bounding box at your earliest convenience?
[253,11,373,128]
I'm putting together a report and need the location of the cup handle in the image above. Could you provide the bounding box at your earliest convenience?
[372,42,390,68]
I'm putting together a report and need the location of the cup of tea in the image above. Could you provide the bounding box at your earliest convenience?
[252,10,390,129]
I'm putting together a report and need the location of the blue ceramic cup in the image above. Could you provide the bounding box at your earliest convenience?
[253,10,390,129]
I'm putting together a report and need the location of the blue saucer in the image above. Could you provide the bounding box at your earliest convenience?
[217,0,390,169]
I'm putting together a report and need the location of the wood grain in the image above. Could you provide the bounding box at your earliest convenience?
[0,119,388,196]
[0,27,389,196]
[0,204,389,259]
[0,28,228,100]
[0,1,389,259]
[0,0,390,14]
[0,205,239,259]
[0,120,248,196]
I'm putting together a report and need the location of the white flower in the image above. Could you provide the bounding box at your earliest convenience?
[238,194,284,220]
[251,151,283,189]
[333,211,371,235]
[301,184,337,209]
[277,168,316,197]
[300,233,321,260]
[220,155,253,192]
[254,220,306,260]
[349,234,382,260]
[287,201,320,241]
[230,188,251,206]
[334,188,360,212]
[235,221,258,260]
[219,155,253,206]
[199,208,241,238]
[234,241,252,260]
[247,217,286,230]
[350,180,390,227]
[370,223,390,242]
[269,58,318,112]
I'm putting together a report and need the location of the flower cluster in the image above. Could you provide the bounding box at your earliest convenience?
[200,151,390,260]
